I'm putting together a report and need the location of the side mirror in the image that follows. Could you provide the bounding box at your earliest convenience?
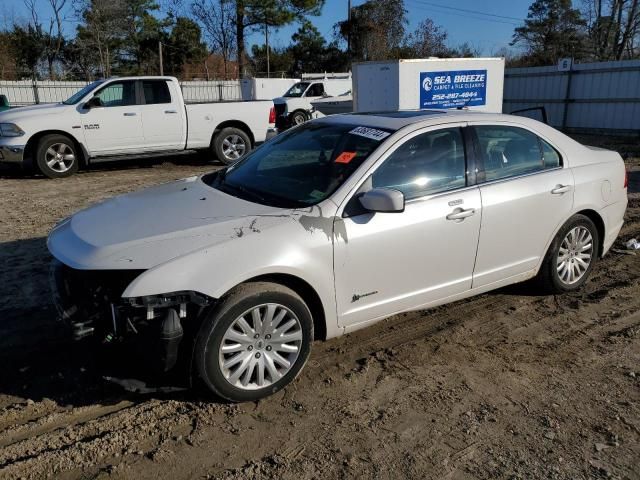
[83,96,103,110]
[359,188,405,213]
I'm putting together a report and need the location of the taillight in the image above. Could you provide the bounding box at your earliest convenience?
[624,170,628,189]
[268,107,275,124]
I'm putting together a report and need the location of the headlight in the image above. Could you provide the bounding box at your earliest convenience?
[0,123,25,137]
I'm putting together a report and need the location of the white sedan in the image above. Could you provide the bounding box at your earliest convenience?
[48,110,628,402]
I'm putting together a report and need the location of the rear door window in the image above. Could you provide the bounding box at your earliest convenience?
[143,80,172,104]
[474,126,558,182]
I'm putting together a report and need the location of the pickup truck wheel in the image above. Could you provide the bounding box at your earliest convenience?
[194,282,313,402]
[214,127,251,165]
[537,214,599,293]
[291,110,307,125]
[36,134,79,178]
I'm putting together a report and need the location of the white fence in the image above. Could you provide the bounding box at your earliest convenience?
[503,59,640,134]
[0,79,246,106]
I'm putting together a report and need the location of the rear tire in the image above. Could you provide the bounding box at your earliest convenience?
[35,134,79,178]
[194,282,313,402]
[536,214,599,293]
[213,127,251,165]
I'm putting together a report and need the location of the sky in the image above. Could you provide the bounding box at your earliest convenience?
[1,0,533,56]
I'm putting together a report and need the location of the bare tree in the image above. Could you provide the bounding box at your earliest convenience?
[43,0,67,79]
[192,0,236,78]
[406,19,449,58]
[582,0,640,59]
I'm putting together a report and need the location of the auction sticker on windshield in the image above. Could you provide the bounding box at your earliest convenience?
[419,69,487,109]
[349,126,391,142]
[335,151,357,164]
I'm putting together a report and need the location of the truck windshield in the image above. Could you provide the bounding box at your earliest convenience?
[204,122,393,208]
[283,82,310,98]
[62,81,104,105]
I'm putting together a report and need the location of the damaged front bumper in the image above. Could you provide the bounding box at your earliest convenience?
[49,260,214,371]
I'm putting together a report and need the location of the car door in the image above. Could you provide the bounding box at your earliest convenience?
[140,79,185,151]
[333,125,482,328]
[470,123,574,287]
[80,80,145,155]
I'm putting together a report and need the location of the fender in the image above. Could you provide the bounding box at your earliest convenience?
[25,129,89,165]
[121,208,342,339]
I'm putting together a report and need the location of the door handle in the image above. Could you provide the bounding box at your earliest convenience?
[551,184,571,194]
[164,110,178,114]
[446,208,475,221]
[123,112,137,117]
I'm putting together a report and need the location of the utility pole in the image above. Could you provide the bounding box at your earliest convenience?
[347,0,352,59]
[265,23,270,78]
[159,41,164,76]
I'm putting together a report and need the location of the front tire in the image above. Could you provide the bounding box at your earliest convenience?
[213,127,251,165]
[537,214,599,293]
[35,134,79,178]
[194,282,313,402]
[290,110,308,126]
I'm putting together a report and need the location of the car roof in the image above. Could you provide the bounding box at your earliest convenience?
[315,109,532,131]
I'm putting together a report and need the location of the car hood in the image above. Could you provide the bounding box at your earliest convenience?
[47,175,294,270]
[0,103,69,122]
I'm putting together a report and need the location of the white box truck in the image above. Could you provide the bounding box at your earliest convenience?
[273,73,351,130]
[353,58,504,113]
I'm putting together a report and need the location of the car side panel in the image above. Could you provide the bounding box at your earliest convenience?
[569,151,627,255]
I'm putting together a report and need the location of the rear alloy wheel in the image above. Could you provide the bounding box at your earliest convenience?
[214,127,251,165]
[195,282,313,402]
[556,226,594,285]
[35,134,79,178]
[537,214,599,293]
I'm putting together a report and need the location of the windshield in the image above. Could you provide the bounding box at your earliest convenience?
[204,122,393,208]
[62,81,104,105]
[283,82,310,98]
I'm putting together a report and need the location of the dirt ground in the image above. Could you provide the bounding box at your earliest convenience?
[0,146,639,480]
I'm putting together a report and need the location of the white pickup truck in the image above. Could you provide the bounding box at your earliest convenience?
[0,76,276,178]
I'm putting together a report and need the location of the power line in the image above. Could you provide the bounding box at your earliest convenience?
[405,0,522,26]
[408,0,523,22]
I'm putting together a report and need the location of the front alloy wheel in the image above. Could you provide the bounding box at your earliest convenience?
[35,134,79,178]
[46,143,75,173]
[219,304,303,390]
[195,282,313,402]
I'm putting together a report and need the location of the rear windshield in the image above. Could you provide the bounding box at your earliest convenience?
[204,123,394,208]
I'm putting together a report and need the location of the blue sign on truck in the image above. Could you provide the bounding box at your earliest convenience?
[419,69,487,109]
